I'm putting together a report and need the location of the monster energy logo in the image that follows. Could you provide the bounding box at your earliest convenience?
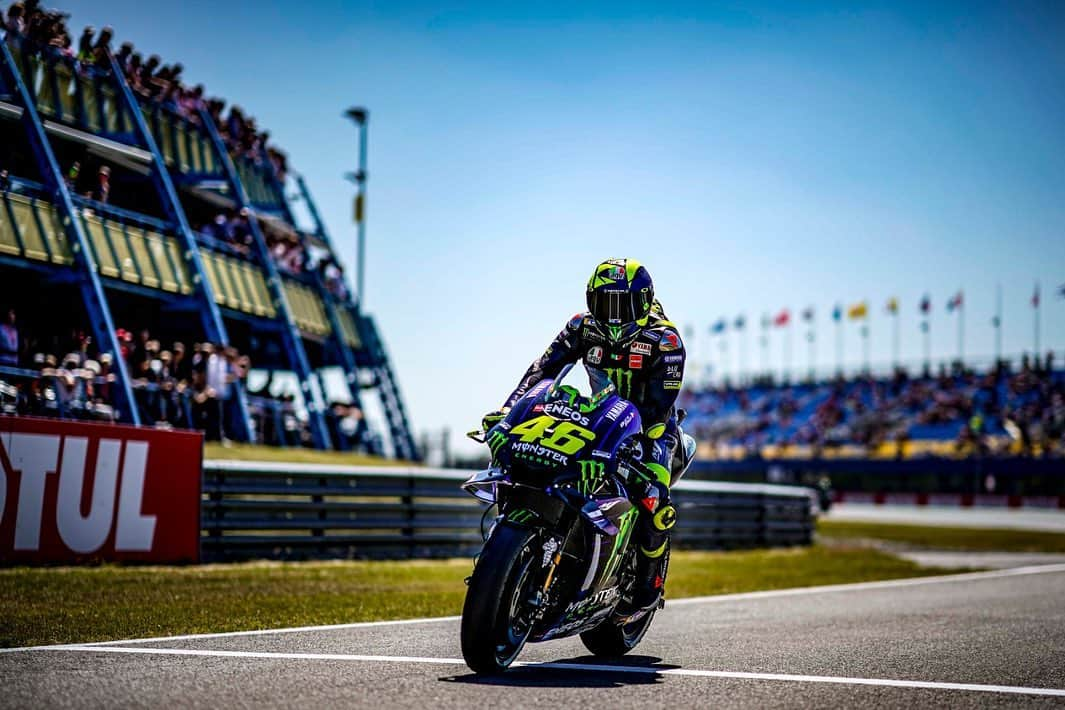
[578,460,606,495]
[604,368,633,398]
[510,509,534,524]
[487,430,508,457]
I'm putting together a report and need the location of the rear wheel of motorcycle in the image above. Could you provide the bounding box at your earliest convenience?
[461,521,539,674]
[579,608,657,657]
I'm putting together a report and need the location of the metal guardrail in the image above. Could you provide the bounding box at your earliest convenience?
[201,460,816,561]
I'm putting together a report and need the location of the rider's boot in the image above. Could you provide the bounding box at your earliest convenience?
[616,498,676,617]
[630,537,671,611]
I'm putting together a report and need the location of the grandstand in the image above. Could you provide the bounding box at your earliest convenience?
[0,7,419,459]
[682,355,1065,461]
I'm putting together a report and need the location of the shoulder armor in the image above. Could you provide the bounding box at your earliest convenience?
[656,327,683,352]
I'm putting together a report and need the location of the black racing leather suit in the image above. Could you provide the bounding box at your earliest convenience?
[502,308,686,563]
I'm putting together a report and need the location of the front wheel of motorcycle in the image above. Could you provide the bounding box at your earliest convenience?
[461,521,540,674]
[579,607,657,657]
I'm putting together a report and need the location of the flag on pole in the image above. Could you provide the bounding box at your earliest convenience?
[886,297,898,314]
[1032,283,1041,308]
[773,309,790,327]
[801,306,815,322]
[919,294,931,315]
[832,304,842,322]
[733,314,746,330]
[847,301,868,320]
[946,291,963,312]
[710,318,727,334]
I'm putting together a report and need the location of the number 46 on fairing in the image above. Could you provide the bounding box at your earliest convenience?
[509,415,596,455]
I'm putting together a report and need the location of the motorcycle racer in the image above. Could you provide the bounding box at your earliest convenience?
[483,258,686,614]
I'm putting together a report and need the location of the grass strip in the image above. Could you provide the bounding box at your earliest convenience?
[1,546,951,648]
[818,519,1065,553]
[203,442,402,467]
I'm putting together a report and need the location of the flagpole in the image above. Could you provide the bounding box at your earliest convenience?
[892,309,899,369]
[835,318,842,376]
[808,326,816,382]
[720,336,729,386]
[784,322,792,384]
[861,324,870,374]
[759,315,769,379]
[994,283,1003,364]
[957,292,965,366]
[1034,281,1042,361]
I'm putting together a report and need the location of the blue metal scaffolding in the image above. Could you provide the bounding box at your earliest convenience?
[0,32,418,457]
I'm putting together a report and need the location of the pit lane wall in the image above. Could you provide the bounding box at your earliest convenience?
[0,417,202,564]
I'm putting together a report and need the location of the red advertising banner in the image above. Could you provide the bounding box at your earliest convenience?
[0,416,202,564]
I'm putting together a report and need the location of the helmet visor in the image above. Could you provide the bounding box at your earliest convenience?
[589,289,637,326]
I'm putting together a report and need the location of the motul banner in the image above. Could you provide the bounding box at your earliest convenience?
[0,417,202,563]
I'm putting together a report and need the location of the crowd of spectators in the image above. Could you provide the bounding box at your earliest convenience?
[0,309,368,449]
[3,1,288,178]
[681,355,1065,458]
[196,209,254,255]
[63,159,112,204]
[267,227,306,274]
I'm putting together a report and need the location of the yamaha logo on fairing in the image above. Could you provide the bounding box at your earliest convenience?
[604,401,628,421]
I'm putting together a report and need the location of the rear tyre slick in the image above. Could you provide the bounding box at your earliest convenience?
[461,522,539,674]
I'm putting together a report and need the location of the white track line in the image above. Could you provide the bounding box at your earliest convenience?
[37,646,1065,698]
[6,563,1065,655]
[0,616,460,655]
[668,561,1065,606]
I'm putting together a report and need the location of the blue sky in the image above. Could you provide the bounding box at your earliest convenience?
[53,1,1065,456]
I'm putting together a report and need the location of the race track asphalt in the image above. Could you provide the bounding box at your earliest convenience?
[3,565,1065,709]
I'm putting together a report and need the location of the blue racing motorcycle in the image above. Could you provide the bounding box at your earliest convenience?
[461,365,691,674]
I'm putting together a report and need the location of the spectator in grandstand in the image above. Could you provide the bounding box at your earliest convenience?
[90,26,112,65]
[90,165,110,203]
[204,342,230,440]
[125,52,143,92]
[135,54,160,97]
[321,259,348,299]
[75,25,93,63]
[227,209,254,252]
[178,84,206,121]
[171,341,190,383]
[113,41,133,72]
[62,160,79,190]
[0,308,18,366]
[189,342,218,439]
[4,2,25,35]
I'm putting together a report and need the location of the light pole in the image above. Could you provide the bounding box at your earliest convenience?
[345,106,369,309]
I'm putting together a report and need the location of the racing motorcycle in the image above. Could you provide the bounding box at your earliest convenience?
[460,364,695,674]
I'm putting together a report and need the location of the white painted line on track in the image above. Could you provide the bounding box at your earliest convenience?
[37,646,1065,699]
[0,616,460,655]
[668,561,1065,606]
[6,562,1065,655]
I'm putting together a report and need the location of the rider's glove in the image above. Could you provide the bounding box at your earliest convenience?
[481,407,510,433]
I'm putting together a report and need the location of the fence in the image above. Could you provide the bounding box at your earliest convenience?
[201,460,815,561]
